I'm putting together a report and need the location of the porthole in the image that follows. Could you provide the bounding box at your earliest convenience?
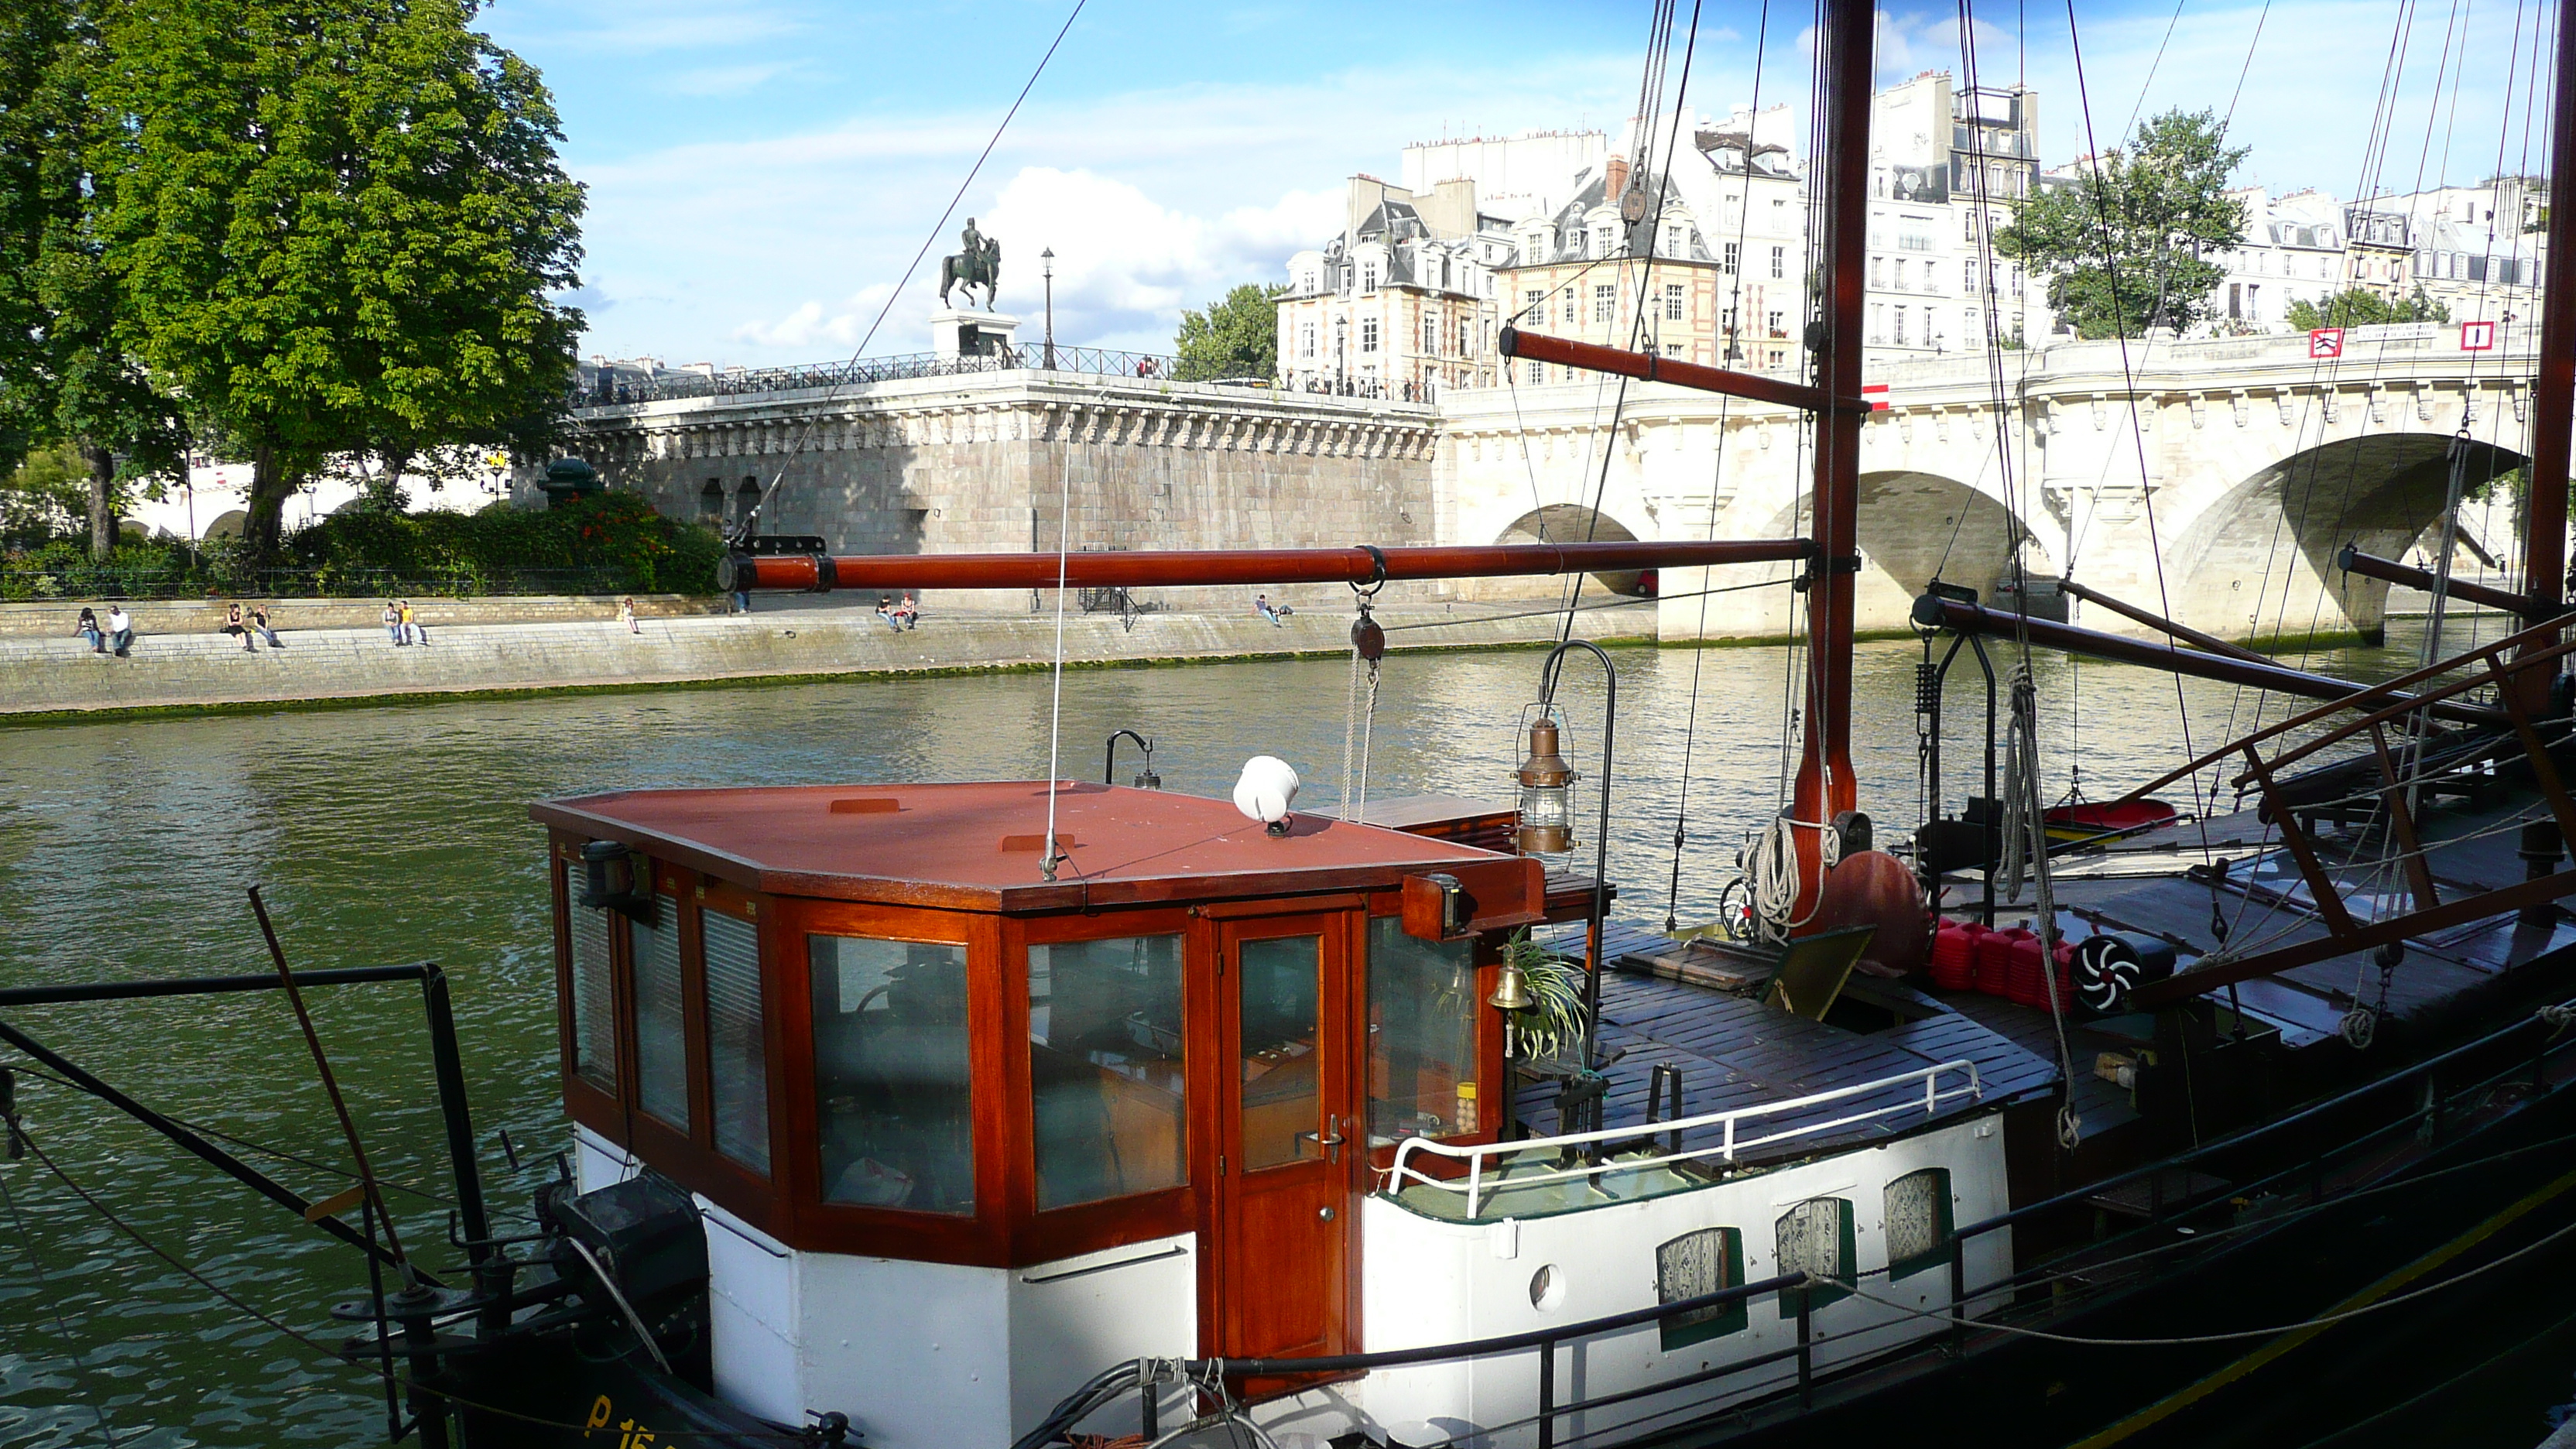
[1529,1263,1566,1311]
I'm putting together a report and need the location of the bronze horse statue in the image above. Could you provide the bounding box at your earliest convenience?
[940,218,1001,310]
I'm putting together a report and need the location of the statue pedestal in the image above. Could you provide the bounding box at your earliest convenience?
[930,309,1021,362]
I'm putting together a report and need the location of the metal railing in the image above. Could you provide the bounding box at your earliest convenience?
[2,564,638,602]
[572,345,1205,408]
[1387,1059,1985,1217]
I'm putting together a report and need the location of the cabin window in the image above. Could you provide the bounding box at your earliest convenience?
[703,910,769,1173]
[1239,936,1323,1170]
[631,896,691,1132]
[1775,1197,1855,1311]
[1657,1227,1748,1348]
[809,936,975,1214]
[1366,916,1478,1142]
[567,874,617,1092]
[1029,934,1186,1209]
[1883,1167,1953,1279]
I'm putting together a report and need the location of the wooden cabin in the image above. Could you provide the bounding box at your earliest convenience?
[535,781,1556,1444]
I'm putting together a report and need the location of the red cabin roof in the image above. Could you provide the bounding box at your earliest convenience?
[532,781,1526,912]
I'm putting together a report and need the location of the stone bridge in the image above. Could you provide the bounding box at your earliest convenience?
[1440,326,2545,643]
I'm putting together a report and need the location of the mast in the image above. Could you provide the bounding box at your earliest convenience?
[1793,0,1875,900]
[2524,0,2576,708]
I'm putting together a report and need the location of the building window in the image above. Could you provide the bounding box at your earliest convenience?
[1885,1168,1954,1279]
[1964,259,1976,293]
[1666,343,1684,358]
[1593,284,1615,323]
[1723,241,1740,276]
[1767,310,1783,334]
[1300,324,1315,359]
[1893,259,1908,291]
[567,868,616,1093]
[1771,245,1785,279]
[1526,360,1544,384]
[1525,289,1546,325]
[1362,262,1379,292]
[630,893,690,1133]
[1893,307,1908,344]
[697,480,724,519]
[1030,933,1186,1209]
[1869,303,1885,343]
[1869,257,1884,288]
[1659,1228,1749,1348]
[809,936,975,1214]
[1425,316,1440,354]
[1362,318,1379,353]
[1367,916,1478,1140]
[1665,283,1684,321]
[1665,224,1684,255]
[1776,1197,1855,1310]
[703,910,769,1172]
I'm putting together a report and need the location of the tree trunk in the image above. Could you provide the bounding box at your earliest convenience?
[84,442,115,560]
[242,442,296,570]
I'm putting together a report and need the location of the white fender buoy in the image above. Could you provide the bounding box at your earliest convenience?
[1233,756,1301,835]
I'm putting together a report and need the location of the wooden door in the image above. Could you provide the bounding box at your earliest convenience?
[1214,912,1358,1363]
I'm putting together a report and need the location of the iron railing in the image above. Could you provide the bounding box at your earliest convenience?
[1,564,638,601]
[573,345,1224,408]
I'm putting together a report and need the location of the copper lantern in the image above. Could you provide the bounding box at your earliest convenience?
[1515,717,1577,854]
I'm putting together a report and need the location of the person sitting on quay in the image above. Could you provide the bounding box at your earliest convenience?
[251,605,281,649]
[875,594,902,631]
[1254,593,1290,626]
[383,601,404,645]
[104,605,133,656]
[619,595,640,635]
[75,606,104,654]
[219,601,256,653]
[398,599,426,646]
[891,591,920,630]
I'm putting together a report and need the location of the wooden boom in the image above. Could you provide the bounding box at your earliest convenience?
[722,538,1814,593]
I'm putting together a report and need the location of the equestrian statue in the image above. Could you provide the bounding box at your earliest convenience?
[939,218,1002,310]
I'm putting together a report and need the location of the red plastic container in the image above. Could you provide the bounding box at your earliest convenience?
[1929,921,1983,992]
[1975,927,2026,996]
[2005,933,2081,1009]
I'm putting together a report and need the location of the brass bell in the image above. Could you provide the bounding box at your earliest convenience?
[1488,959,1536,1012]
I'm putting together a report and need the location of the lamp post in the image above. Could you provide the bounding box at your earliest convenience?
[1040,248,1056,371]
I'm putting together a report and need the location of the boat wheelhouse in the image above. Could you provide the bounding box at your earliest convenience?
[534,779,2040,1447]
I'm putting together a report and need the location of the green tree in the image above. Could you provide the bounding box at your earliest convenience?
[2284,286,2451,331]
[1173,283,1284,382]
[1997,109,2249,339]
[0,0,186,559]
[91,0,585,565]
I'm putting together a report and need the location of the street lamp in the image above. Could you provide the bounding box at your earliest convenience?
[1040,248,1056,371]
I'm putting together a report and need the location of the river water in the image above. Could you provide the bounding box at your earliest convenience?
[2,620,2562,1447]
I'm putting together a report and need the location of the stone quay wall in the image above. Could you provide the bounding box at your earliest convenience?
[0,594,723,640]
[548,370,1447,614]
[0,601,1657,718]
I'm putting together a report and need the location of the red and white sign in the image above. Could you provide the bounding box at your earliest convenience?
[2461,320,2498,351]
[2308,328,2346,359]
[1862,382,1890,413]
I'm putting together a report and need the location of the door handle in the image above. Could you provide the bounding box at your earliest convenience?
[1300,1118,1348,1164]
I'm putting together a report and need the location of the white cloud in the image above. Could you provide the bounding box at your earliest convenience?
[733,282,898,350]
[670,62,800,97]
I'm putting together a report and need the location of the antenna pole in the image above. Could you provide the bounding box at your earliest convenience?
[2523,2,2576,709]
[1794,0,1875,907]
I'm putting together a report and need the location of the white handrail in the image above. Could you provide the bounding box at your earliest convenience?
[1386,1059,1985,1217]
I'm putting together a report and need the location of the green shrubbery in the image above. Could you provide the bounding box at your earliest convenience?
[0,493,723,601]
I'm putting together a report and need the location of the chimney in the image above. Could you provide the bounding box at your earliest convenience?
[1605,156,1631,205]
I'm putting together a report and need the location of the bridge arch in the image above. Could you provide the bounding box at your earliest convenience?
[1495,504,1655,597]
[1855,469,2053,600]
[2166,433,2526,643]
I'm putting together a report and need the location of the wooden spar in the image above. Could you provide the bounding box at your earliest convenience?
[2337,543,2561,620]
[1912,593,2506,731]
[2054,577,2269,663]
[1495,327,1868,415]
[727,537,1811,593]
[2520,0,2576,710]
[1796,0,1875,906]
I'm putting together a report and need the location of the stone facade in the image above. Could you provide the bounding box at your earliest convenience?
[540,368,1444,611]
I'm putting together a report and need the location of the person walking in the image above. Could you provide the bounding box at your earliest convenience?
[619,596,639,635]
[251,605,281,649]
[104,605,133,656]
[75,607,104,653]
[383,601,403,645]
[221,601,255,652]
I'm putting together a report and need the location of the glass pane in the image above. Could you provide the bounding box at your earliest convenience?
[631,899,690,1132]
[1366,917,1478,1142]
[1238,935,1321,1170]
[567,874,616,1092]
[810,936,974,1214]
[1884,1169,1951,1277]
[703,912,768,1173]
[1029,934,1184,1209]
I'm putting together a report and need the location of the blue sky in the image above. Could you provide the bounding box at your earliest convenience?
[477,0,2557,367]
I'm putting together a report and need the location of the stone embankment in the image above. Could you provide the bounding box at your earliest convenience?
[0,598,1656,718]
